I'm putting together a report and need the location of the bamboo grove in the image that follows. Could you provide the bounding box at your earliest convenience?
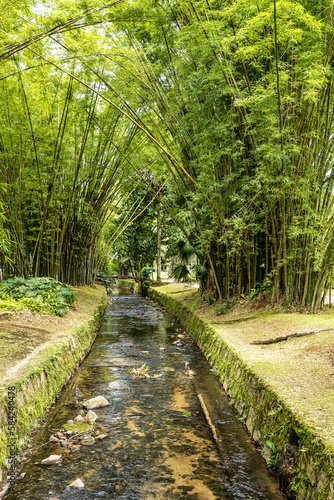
[1,0,334,310]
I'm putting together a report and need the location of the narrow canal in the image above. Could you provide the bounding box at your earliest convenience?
[7,291,280,499]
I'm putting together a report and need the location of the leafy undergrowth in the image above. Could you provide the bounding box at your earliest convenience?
[0,277,76,316]
[95,271,115,294]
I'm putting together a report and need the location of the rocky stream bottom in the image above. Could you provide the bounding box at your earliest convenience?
[5,291,281,499]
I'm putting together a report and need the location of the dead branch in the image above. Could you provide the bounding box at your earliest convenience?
[250,328,334,345]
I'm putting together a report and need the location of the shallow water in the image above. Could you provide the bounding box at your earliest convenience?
[6,292,280,499]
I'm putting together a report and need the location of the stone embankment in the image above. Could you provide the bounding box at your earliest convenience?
[0,285,107,496]
[146,283,334,500]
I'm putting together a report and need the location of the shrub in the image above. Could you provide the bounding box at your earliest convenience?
[0,277,76,316]
[246,279,273,303]
[215,298,233,315]
[95,271,115,294]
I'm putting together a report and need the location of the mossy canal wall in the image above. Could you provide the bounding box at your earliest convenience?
[147,286,334,500]
[0,287,107,491]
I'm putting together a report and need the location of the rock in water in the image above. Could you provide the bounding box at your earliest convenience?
[85,410,98,422]
[81,436,95,446]
[49,435,60,443]
[66,479,85,489]
[63,421,93,434]
[41,455,61,465]
[95,434,108,441]
[82,396,110,409]
[74,414,85,422]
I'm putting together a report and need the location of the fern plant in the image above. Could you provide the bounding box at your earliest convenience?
[0,277,76,316]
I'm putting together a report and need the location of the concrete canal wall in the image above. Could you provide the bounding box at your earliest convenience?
[147,285,334,500]
[0,286,107,493]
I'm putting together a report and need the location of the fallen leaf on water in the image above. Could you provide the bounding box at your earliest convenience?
[129,364,150,377]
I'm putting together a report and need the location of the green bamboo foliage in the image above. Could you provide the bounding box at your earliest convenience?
[0,66,137,284]
[108,0,334,310]
[1,0,334,311]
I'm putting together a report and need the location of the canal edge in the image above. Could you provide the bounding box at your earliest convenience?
[0,286,107,497]
[146,285,334,500]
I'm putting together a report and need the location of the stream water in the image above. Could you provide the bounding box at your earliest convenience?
[6,291,281,499]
